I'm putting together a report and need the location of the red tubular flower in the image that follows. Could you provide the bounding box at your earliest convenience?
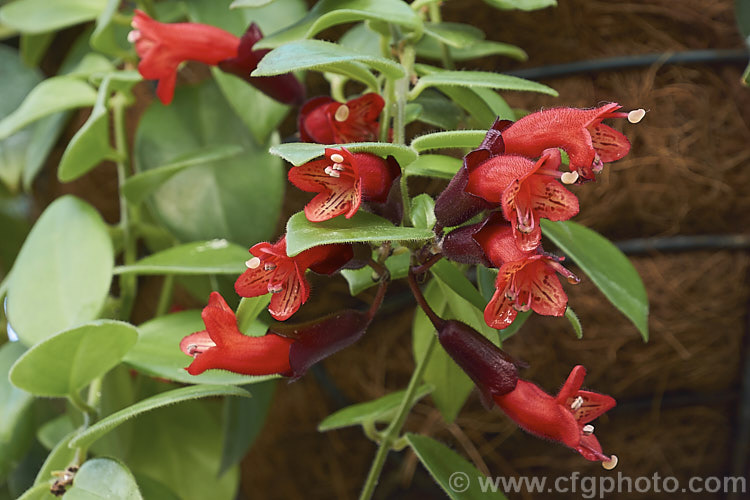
[472,222,579,328]
[433,119,508,229]
[129,10,304,105]
[298,94,384,144]
[180,292,294,376]
[234,236,353,321]
[501,104,643,182]
[288,148,400,222]
[465,148,579,252]
[494,365,618,467]
[181,292,373,379]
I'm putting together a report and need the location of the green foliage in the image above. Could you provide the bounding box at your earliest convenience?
[114,239,250,276]
[9,321,137,397]
[409,70,558,100]
[285,211,433,256]
[482,0,557,11]
[540,220,650,340]
[6,196,114,346]
[318,385,433,431]
[0,0,107,34]
[411,130,486,152]
[270,141,418,167]
[406,433,508,499]
[63,458,143,500]
[405,154,462,179]
[69,385,250,450]
[134,81,284,247]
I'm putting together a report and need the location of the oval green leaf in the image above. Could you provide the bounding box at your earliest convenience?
[340,249,410,295]
[114,239,249,276]
[483,0,557,11]
[9,321,137,397]
[7,196,114,346]
[0,76,97,140]
[123,310,275,385]
[63,458,143,500]
[270,141,417,167]
[57,77,119,182]
[68,384,250,450]
[409,70,557,100]
[134,81,284,247]
[122,145,243,206]
[540,219,649,340]
[285,211,433,256]
[0,0,107,34]
[406,433,508,499]
[253,39,405,80]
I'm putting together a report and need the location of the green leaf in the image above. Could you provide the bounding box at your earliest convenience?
[7,196,114,346]
[270,141,418,167]
[219,380,274,474]
[231,0,276,6]
[57,77,119,182]
[0,0,107,34]
[33,430,77,487]
[409,70,558,100]
[37,415,75,451]
[338,23,382,58]
[115,240,249,276]
[410,194,436,230]
[0,45,42,192]
[540,219,649,340]
[106,392,240,500]
[422,22,484,49]
[410,90,464,130]
[430,259,486,312]
[68,384,249,450]
[412,280,472,423]
[236,295,272,333]
[482,0,556,11]
[90,0,132,58]
[123,310,274,385]
[253,39,405,80]
[0,76,97,140]
[0,342,33,443]
[63,458,143,500]
[411,131,486,152]
[16,483,55,500]
[565,306,582,339]
[22,112,69,191]
[285,211,433,256]
[20,32,54,67]
[472,87,515,121]
[405,154,462,179]
[340,249,410,295]
[437,86,498,128]
[406,433,508,499]
[134,81,284,247]
[123,145,242,206]
[256,0,421,49]
[9,321,137,397]
[318,384,433,431]
[417,36,527,62]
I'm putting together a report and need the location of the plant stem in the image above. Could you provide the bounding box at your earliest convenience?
[358,334,437,500]
[428,2,454,70]
[155,275,175,317]
[113,94,137,321]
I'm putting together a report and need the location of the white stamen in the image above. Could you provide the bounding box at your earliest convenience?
[330,153,345,164]
[264,263,276,271]
[627,109,646,124]
[571,396,584,411]
[602,455,618,470]
[332,163,345,171]
[334,105,350,122]
[325,166,340,178]
[560,171,579,184]
[268,283,283,293]
[187,344,199,357]
[582,424,594,435]
[245,257,261,269]
[127,30,140,43]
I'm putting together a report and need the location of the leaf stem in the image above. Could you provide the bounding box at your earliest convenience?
[113,93,137,321]
[358,334,437,500]
[428,2,455,70]
[155,275,175,318]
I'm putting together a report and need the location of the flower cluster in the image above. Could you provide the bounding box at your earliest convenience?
[128,10,638,470]
[439,105,643,328]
